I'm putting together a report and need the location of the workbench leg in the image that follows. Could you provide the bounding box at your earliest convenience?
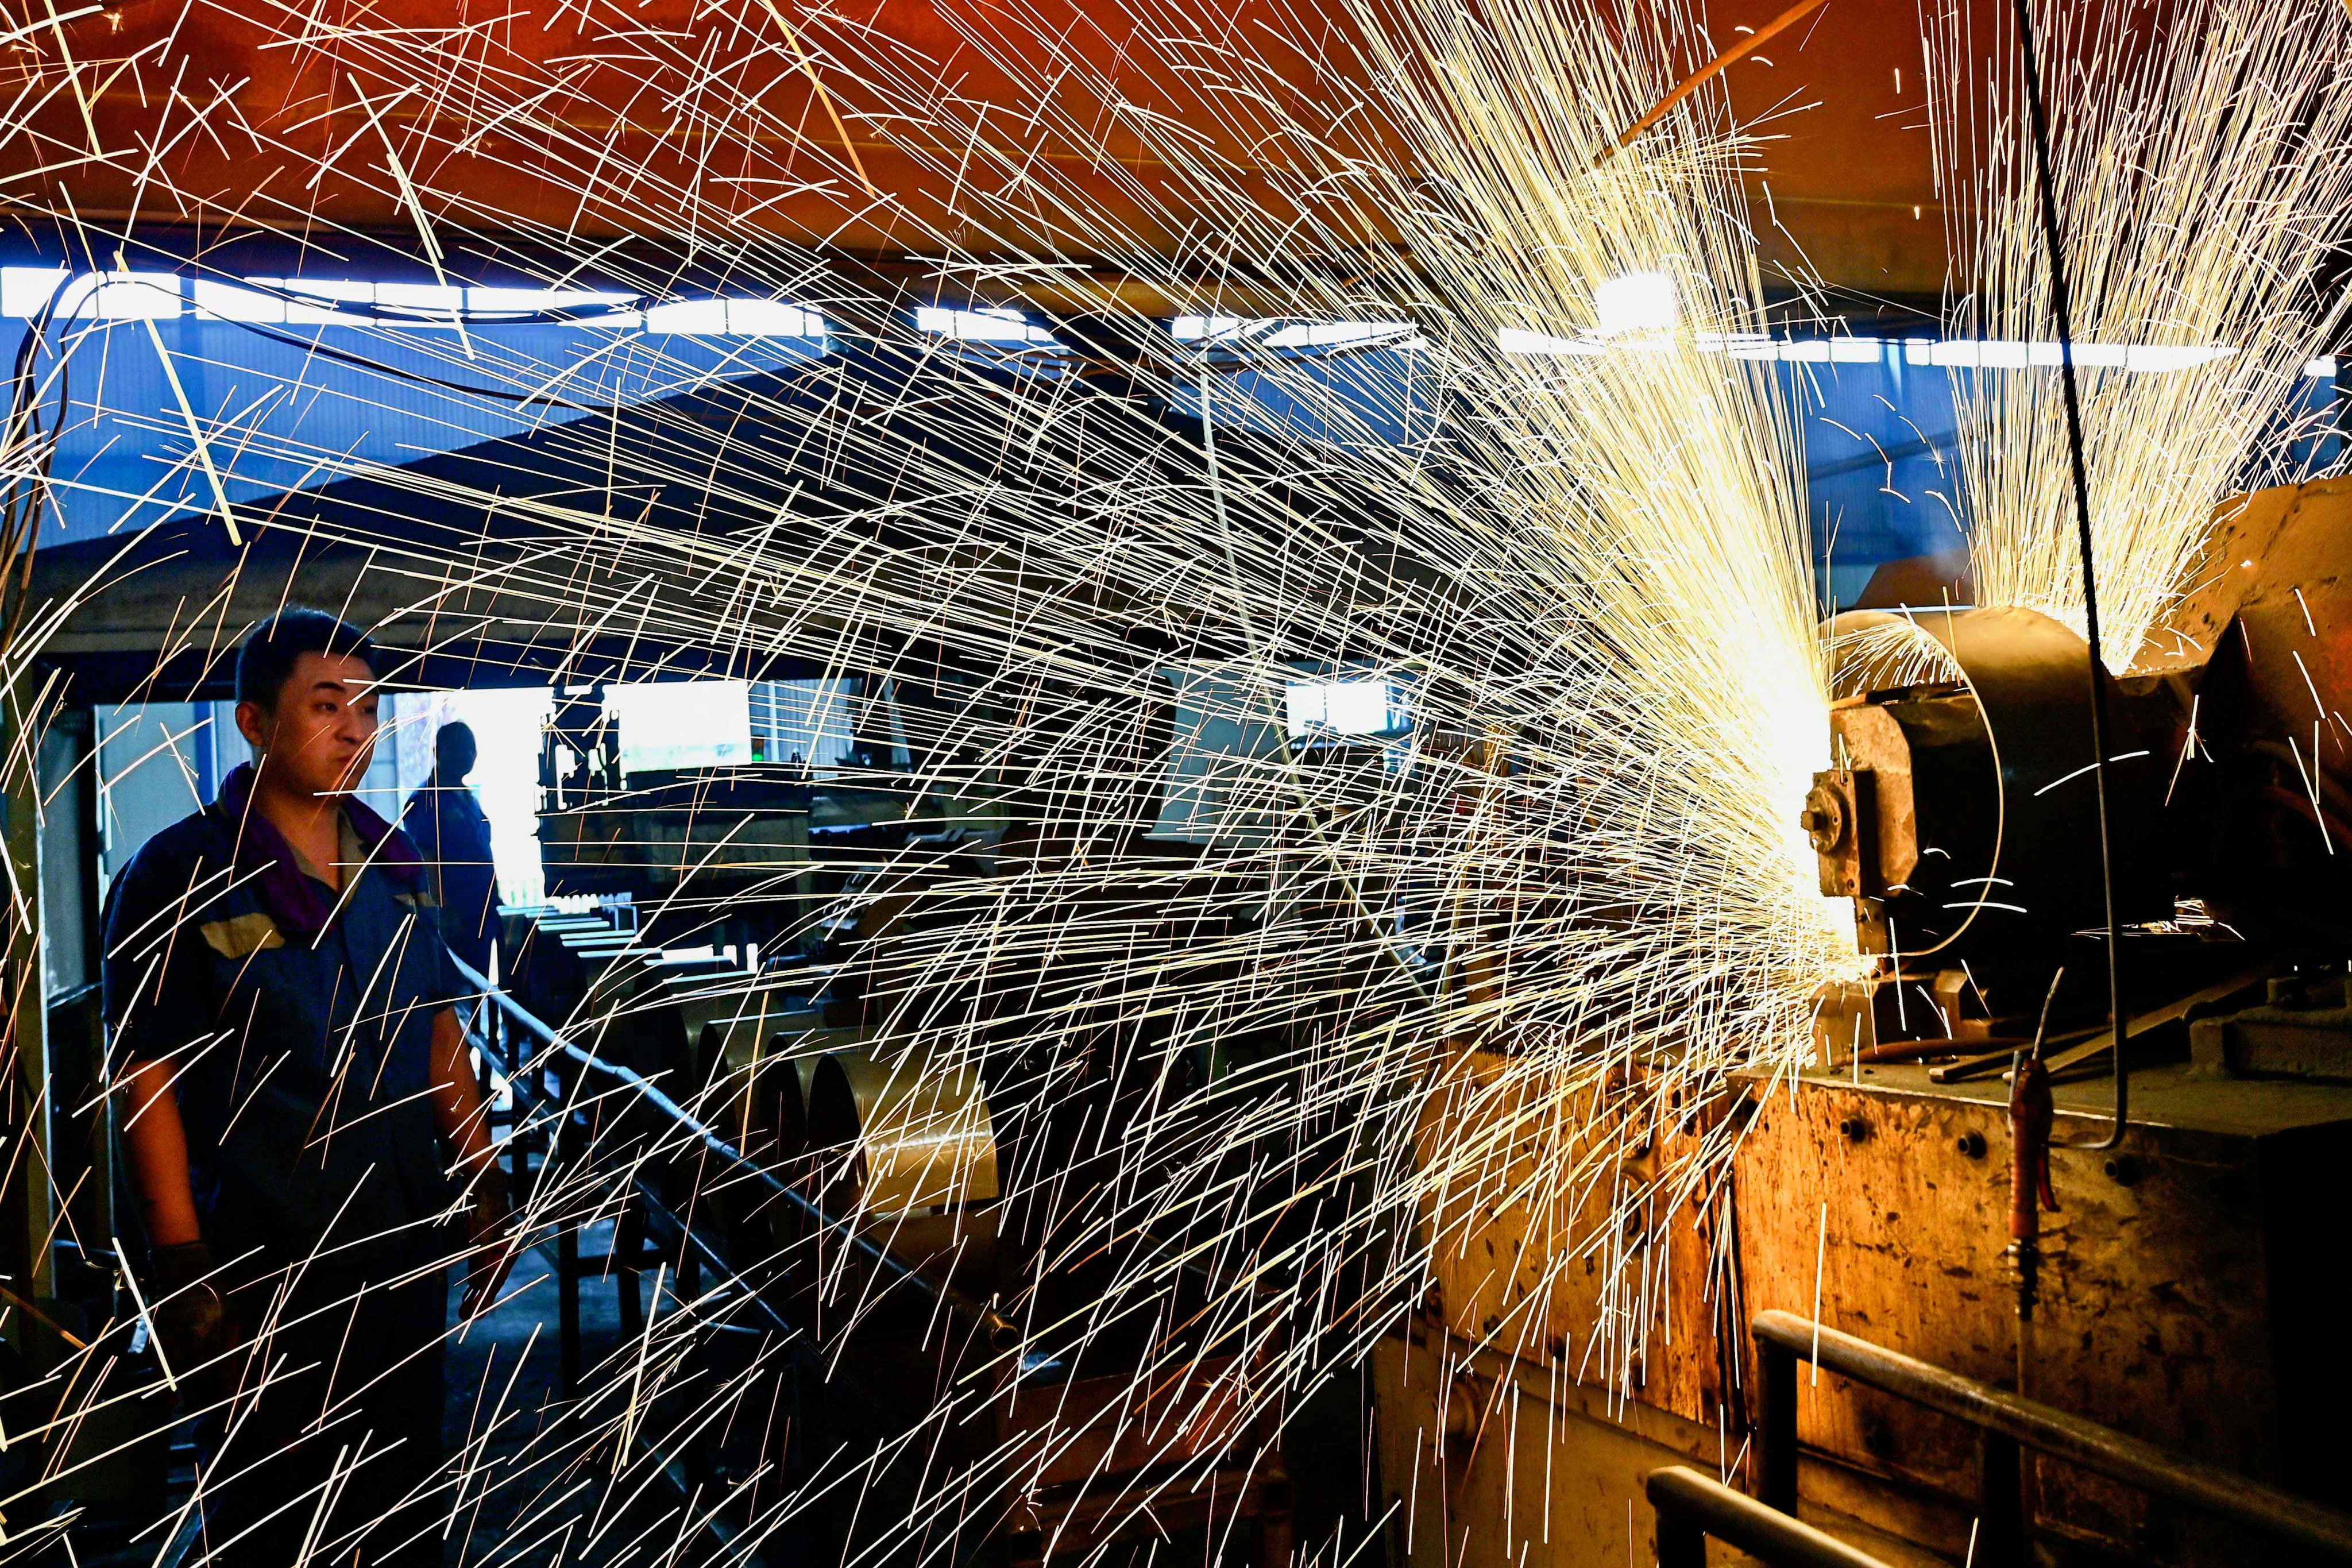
[1652,1507,1707,1568]
[1756,1339,1799,1514]
[1977,1430,2027,1568]
[616,1196,646,1342]
[558,1219,581,1397]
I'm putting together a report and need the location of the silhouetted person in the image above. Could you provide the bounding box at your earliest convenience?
[106,610,514,1566]
[404,719,499,980]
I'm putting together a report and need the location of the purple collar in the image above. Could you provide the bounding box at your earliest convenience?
[214,763,425,937]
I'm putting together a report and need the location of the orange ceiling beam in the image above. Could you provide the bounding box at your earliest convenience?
[0,0,1992,301]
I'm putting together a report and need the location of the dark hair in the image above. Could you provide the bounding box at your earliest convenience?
[435,720,478,775]
[235,609,380,709]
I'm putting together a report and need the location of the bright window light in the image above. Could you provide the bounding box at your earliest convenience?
[240,277,374,324]
[58,272,182,319]
[1498,327,1604,356]
[1171,315,1246,341]
[1286,678,1404,738]
[1596,271,1676,336]
[374,282,468,314]
[0,267,68,317]
[643,298,824,336]
[1905,338,2235,373]
[644,299,731,334]
[1260,320,1413,349]
[464,287,635,314]
[2308,357,2339,379]
[916,306,1053,343]
[605,680,753,772]
[1171,316,1412,349]
[192,280,286,322]
[1760,338,1883,364]
[724,299,824,337]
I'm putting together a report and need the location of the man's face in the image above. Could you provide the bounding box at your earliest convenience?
[235,652,381,798]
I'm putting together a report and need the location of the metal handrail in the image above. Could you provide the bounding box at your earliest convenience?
[451,952,1021,1353]
[1647,1467,1890,1568]
[1753,1309,2352,1561]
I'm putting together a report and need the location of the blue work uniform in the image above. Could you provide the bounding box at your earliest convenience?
[103,770,464,1566]
[105,800,462,1266]
[403,774,498,982]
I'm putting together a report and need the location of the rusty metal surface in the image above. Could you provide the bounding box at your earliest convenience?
[2189,971,2352,1080]
[1413,1046,1735,1430]
[1732,1063,2352,1564]
[1816,607,2175,962]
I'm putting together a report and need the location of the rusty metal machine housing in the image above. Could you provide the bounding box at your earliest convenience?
[1809,605,2177,963]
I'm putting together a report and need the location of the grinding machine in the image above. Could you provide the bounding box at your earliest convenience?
[1376,479,2352,1568]
[1776,486,2352,1562]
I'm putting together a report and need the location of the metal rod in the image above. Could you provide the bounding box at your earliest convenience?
[450,952,1022,1351]
[1598,0,1830,163]
[557,1219,581,1396]
[1759,1338,1799,1515]
[1978,1430,2027,1568]
[1644,1467,1892,1568]
[1754,1311,2352,1558]
[2010,0,2129,1150]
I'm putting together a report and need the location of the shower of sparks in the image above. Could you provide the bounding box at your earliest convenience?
[16,0,2340,1563]
[1930,0,2352,671]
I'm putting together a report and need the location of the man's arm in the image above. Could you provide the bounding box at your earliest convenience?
[117,1055,234,1392]
[119,1059,203,1248]
[430,1006,514,1315]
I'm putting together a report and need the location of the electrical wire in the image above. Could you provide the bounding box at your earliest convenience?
[2010,0,2130,1151]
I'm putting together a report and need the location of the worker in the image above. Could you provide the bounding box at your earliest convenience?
[404,719,499,982]
[103,609,515,1566]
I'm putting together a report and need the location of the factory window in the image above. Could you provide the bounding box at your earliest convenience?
[916,306,1055,344]
[1917,338,2239,373]
[643,298,825,337]
[0,269,182,319]
[604,679,755,773]
[401,688,554,908]
[95,702,237,885]
[1169,316,1414,349]
[1285,677,1409,739]
[751,679,860,774]
[1170,315,1245,341]
[0,269,822,337]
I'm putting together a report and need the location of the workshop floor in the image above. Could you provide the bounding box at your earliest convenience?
[441,1221,698,1568]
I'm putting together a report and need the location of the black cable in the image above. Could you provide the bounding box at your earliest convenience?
[2011,0,2129,1150]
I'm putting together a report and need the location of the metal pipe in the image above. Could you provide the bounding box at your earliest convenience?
[1646,1467,1891,1568]
[1754,1311,2352,1558]
[450,951,1023,1353]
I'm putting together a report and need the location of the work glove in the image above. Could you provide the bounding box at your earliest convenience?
[145,1240,238,1403]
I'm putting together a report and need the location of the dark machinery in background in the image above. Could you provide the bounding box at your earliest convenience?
[492,663,1336,1567]
[1806,604,2188,1058]
[531,673,1008,965]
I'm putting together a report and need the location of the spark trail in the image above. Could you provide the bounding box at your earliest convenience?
[1929,0,2352,669]
[16,0,2341,1563]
